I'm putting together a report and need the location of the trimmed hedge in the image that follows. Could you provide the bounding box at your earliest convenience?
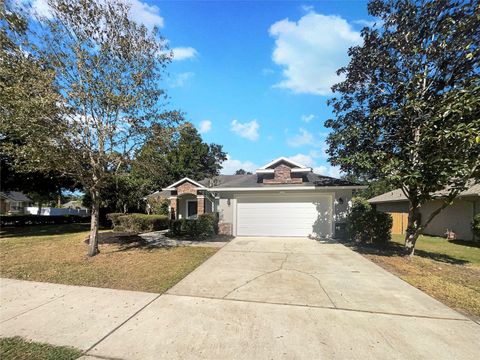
[346,197,392,245]
[472,213,480,239]
[0,215,86,227]
[169,213,219,238]
[107,213,169,233]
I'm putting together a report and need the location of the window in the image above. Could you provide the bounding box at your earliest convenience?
[187,200,198,219]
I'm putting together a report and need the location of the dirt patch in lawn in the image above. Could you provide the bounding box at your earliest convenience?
[350,239,480,322]
[0,224,218,293]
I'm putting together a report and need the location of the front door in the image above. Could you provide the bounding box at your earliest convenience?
[187,200,198,219]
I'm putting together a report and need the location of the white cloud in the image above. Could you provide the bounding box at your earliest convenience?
[230,119,259,141]
[128,0,164,29]
[301,114,316,123]
[27,0,164,29]
[169,72,194,88]
[220,155,258,175]
[287,153,315,167]
[27,0,52,18]
[269,11,361,95]
[198,120,212,134]
[287,152,342,178]
[301,5,314,13]
[262,68,275,76]
[171,47,198,61]
[314,165,341,178]
[287,128,314,147]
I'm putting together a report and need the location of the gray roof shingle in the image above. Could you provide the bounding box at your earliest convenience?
[0,191,32,202]
[199,173,359,188]
[369,182,480,203]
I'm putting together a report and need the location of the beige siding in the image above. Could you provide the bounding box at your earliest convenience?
[420,198,476,241]
[333,189,354,223]
[218,193,235,225]
[376,198,478,241]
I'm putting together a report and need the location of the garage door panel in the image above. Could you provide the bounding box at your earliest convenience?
[236,195,332,238]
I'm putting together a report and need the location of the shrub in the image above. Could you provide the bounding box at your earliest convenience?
[115,213,169,233]
[147,197,169,215]
[472,213,480,239]
[197,213,218,236]
[168,213,219,238]
[106,213,124,228]
[346,197,393,245]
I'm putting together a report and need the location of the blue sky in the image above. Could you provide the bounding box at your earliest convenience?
[29,0,374,176]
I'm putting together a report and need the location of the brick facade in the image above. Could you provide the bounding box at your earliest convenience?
[169,197,177,220]
[197,197,205,215]
[218,222,232,235]
[263,164,302,184]
[176,181,198,196]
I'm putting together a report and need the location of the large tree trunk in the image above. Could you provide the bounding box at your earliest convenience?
[404,202,421,257]
[88,191,100,257]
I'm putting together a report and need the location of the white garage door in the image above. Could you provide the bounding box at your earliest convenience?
[236,194,332,237]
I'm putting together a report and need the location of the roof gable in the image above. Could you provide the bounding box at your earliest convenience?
[163,177,207,190]
[259,157,310,170]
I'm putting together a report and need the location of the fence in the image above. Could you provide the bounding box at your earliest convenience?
[25,207,90,217]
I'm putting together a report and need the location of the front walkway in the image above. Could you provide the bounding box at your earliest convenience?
[1,237,479,359]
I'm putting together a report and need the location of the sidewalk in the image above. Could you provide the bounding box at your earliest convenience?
[1,237,480,359]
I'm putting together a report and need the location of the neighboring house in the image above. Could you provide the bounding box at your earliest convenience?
[0,191,33,215]
[62,200,88,210]
[369,183,480,241]
[160,157,364,238]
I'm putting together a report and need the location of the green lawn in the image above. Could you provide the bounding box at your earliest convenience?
[357,234,480,320]
[0,223,217,293]
[391,233,480,264]
[0,337,82,360]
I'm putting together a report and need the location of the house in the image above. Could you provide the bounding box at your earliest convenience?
[160,157,364,238]
[0,191,33,215]
[369,183,480,241]
[62,200,88,210]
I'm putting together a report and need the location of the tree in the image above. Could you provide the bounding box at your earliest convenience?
[6,0,180,256]
[341,174,395,199]
[325,0,480,256]
[235,169,252,175]
[134,123,227,189]
[1,1,79,207]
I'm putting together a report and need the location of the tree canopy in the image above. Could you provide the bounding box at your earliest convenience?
[326,0,480,255]
[134,123,227,189]
[235,169,252,175]
[3,0,180,256]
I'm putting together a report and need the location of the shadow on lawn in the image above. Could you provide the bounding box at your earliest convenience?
[347,241,470,265]
[0,223,91,239]
[449,239,480,249]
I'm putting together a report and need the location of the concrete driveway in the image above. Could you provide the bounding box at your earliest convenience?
[1,237,479,359]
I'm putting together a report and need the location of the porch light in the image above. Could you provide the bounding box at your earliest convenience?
[227,199,231,206]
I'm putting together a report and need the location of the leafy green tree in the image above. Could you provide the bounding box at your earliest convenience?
[326,0,480,256]
[100,172,151,214]
[5,0,180,256]
[341,175,395,200]
[235,169,252,175]
[0,1,79,207]
[134,123,227,189]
